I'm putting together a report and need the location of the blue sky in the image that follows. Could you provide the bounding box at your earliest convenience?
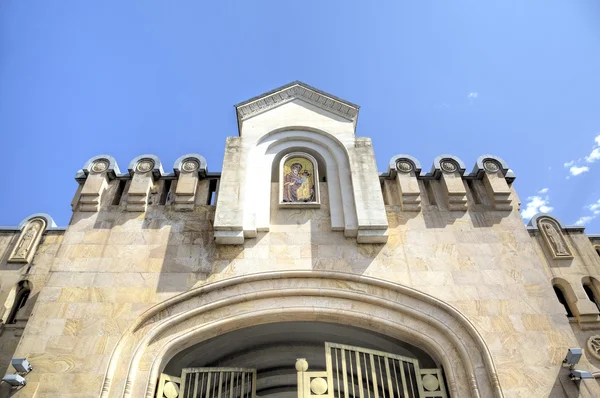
[1,1,600,230]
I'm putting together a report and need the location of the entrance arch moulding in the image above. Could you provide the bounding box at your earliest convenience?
[100,271,503,398]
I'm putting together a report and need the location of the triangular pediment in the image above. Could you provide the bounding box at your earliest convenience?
[235,81,360,131]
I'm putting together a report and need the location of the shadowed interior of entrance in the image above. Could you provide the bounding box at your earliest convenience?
[163,321,440,398]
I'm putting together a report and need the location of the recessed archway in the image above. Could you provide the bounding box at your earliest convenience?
[100,272,503,398]
[163,321,442,398]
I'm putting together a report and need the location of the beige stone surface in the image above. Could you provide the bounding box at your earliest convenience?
[2,176,597,397]
[3,84,600,397]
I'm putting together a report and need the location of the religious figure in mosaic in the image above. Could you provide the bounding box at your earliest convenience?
[282,157,315,203]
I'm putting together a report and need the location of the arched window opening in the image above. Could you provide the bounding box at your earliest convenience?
[595,247,600,257]
[5,281,31,324]
[553,285,573,317]
[584,283,600,312]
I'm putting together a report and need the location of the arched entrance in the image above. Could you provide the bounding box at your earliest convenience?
[158,322,447,398]
[100,271,503,398]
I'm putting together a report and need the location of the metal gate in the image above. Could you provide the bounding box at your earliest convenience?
[156,343,446,398]
[157,368,257,398]
[297,343,447,398]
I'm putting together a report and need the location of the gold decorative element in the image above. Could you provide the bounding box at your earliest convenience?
[163,381,179,398]
[181,159,199,173]
[296,358,309,372]
[483,160,500,173]
[538,218,572,259]
[587,335,600,360]
[422,374,439,391]
[310,377,328,395]
[8,218,47,264]
[396,160,414,173]
[156,374,181,398]
[91,159,109,173]
[440,160,458,173]
[136,159,154,173]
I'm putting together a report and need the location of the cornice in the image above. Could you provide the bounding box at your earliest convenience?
[235,81,360,133]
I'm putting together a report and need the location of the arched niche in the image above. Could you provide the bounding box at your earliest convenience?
[100,272,503,398]
[552,277,578,318]
[271,148,327,183]
[582,276,600,311]
[279,152,321,206]
[242,129,358,237]
[1,280,32,324]
[8,217,48,264]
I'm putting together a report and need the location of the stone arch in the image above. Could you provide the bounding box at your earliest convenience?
[100,272,503,398]
[582,276,600,311]
[243,128,358,237]
[552,277,577,317]
[1,280,31,324]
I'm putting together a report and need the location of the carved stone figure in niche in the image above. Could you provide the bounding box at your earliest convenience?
[282,157,315,203]
[14,222,41,259]
[8,219,46,264]
[540,220,571,257]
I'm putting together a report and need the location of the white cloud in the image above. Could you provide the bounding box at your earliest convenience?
[573,198,600,226]
[538,188,549,194]
[521,195,553,220]
[575,216,594,226]
[467,92,478,99]
[588,199,600,215]
[563,134,600,175]
[585,147,600,163]
[569,165,589,176]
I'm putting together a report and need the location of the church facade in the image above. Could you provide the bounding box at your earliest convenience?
[1,82,600,397]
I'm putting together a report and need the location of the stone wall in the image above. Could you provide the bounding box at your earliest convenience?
[1,176,598,396]
[2,82,600,397]
[0,228,64,392]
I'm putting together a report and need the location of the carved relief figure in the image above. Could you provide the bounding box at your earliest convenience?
[540,220,571,257]
[13,221,41,259]
[282,157,315,203]
[9,219,46,263]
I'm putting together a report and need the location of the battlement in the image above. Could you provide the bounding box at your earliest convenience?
[380,153,516,212]
[72,153,218,214]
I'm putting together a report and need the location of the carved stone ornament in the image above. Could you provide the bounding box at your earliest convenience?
[396,160,414,173]
[91,159,109,173]
[8,218,47,264]
[422,374,440,392]
[181,159,199,173]
[237,83,358,123]
[309,377,328,395]
[538,218,572,259]
[483,160,500,173]
[587,335,600,360]
[136,159,155,173]
[162,381,179,398]
[440,160,458,173]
